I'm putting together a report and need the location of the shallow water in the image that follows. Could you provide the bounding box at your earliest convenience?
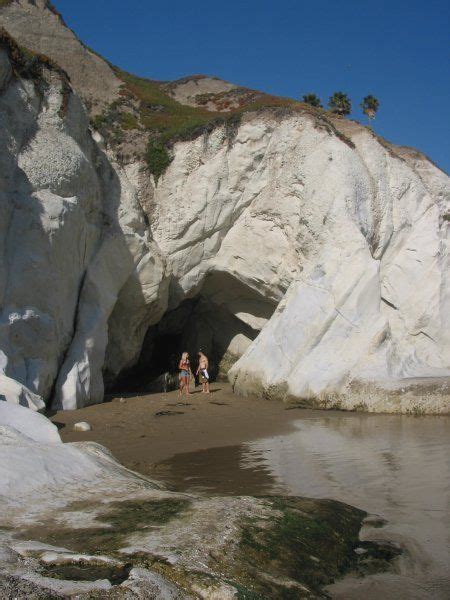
[152,410,450,599]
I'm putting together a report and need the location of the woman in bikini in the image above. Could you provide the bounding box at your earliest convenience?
[178,351,192,397]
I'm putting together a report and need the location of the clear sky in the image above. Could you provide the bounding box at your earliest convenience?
[58,0,449,173]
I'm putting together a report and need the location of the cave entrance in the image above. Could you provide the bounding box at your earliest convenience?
[112,271,277,393]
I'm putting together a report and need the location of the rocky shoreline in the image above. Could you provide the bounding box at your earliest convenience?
[0,400,401,599]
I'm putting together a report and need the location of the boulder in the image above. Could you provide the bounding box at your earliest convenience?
[73,421,92,432]
[0,400,59,443]
[0,374,45,412]
[0,401,153,509]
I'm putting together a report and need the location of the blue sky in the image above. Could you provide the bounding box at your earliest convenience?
[58,0,449,173]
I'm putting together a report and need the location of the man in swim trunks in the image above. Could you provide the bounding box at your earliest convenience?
[196,350,210,394]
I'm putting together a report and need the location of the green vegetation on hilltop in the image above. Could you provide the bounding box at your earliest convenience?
[302,93,322,108]
[91,67,357,181]
[117,69,314,136]
[119,70,217,140]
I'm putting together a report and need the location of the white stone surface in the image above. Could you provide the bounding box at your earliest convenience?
[73,421,92,432]
[0,400,60,443]
[0,401,180,596]
[21,573,112,596]
[0,43,448,413]
[38,550,120,566]
[152,114,449,412]
[0,50,164,411]
[0,374,45,411]
[0,402,155,516]
[122,567,188,599]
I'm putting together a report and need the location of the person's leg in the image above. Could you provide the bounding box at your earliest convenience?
[185,376,190,395]
[205,380,210,393]
[179,377,184,397]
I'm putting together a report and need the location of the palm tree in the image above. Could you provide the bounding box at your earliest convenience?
[360,95,380,125]
[328,92,351,116]
[302,94,322,108]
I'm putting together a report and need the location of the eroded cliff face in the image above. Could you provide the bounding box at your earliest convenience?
[140,112,450,413]
[0,14,449,413]
[0,40,165,410]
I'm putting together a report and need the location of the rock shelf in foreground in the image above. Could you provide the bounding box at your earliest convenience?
[0,402,400,598]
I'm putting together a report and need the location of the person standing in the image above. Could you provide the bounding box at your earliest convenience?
[196,350,210,394]
[178,352,192,397]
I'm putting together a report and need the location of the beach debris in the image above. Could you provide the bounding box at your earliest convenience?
[154,411,184,417]
[73,421,92,432]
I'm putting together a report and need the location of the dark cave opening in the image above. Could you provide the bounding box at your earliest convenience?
[110,271,277,394]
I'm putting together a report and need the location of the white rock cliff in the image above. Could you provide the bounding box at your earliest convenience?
[0,18,449,413]
[151,114,450,413]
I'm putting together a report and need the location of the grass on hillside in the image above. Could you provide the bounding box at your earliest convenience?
[90,66,355,181]
[1,25,354,182]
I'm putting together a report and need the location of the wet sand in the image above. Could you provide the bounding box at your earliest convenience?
[51,383,297,474]
[51,383,450,598]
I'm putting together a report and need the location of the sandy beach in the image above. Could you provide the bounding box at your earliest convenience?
[50,383,297,476]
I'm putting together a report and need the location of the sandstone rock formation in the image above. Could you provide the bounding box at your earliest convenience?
[0,32,165,410]
[164,74,238,109]
[0,0,121,111]
[229,125,450,412]
[0,2,449,413]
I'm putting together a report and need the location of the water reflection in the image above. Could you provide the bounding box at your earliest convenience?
[151,444,285,496]
[152,411,450,599]
[246,412,450,599]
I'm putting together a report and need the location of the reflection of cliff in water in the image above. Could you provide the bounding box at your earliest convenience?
[248,412,450,599]
[151,444,286,496]
[150,410,450,598]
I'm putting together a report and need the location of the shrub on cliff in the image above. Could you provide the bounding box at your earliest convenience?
[146,141,172,182]
[119,112,139,130]
[302,93,322,108]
